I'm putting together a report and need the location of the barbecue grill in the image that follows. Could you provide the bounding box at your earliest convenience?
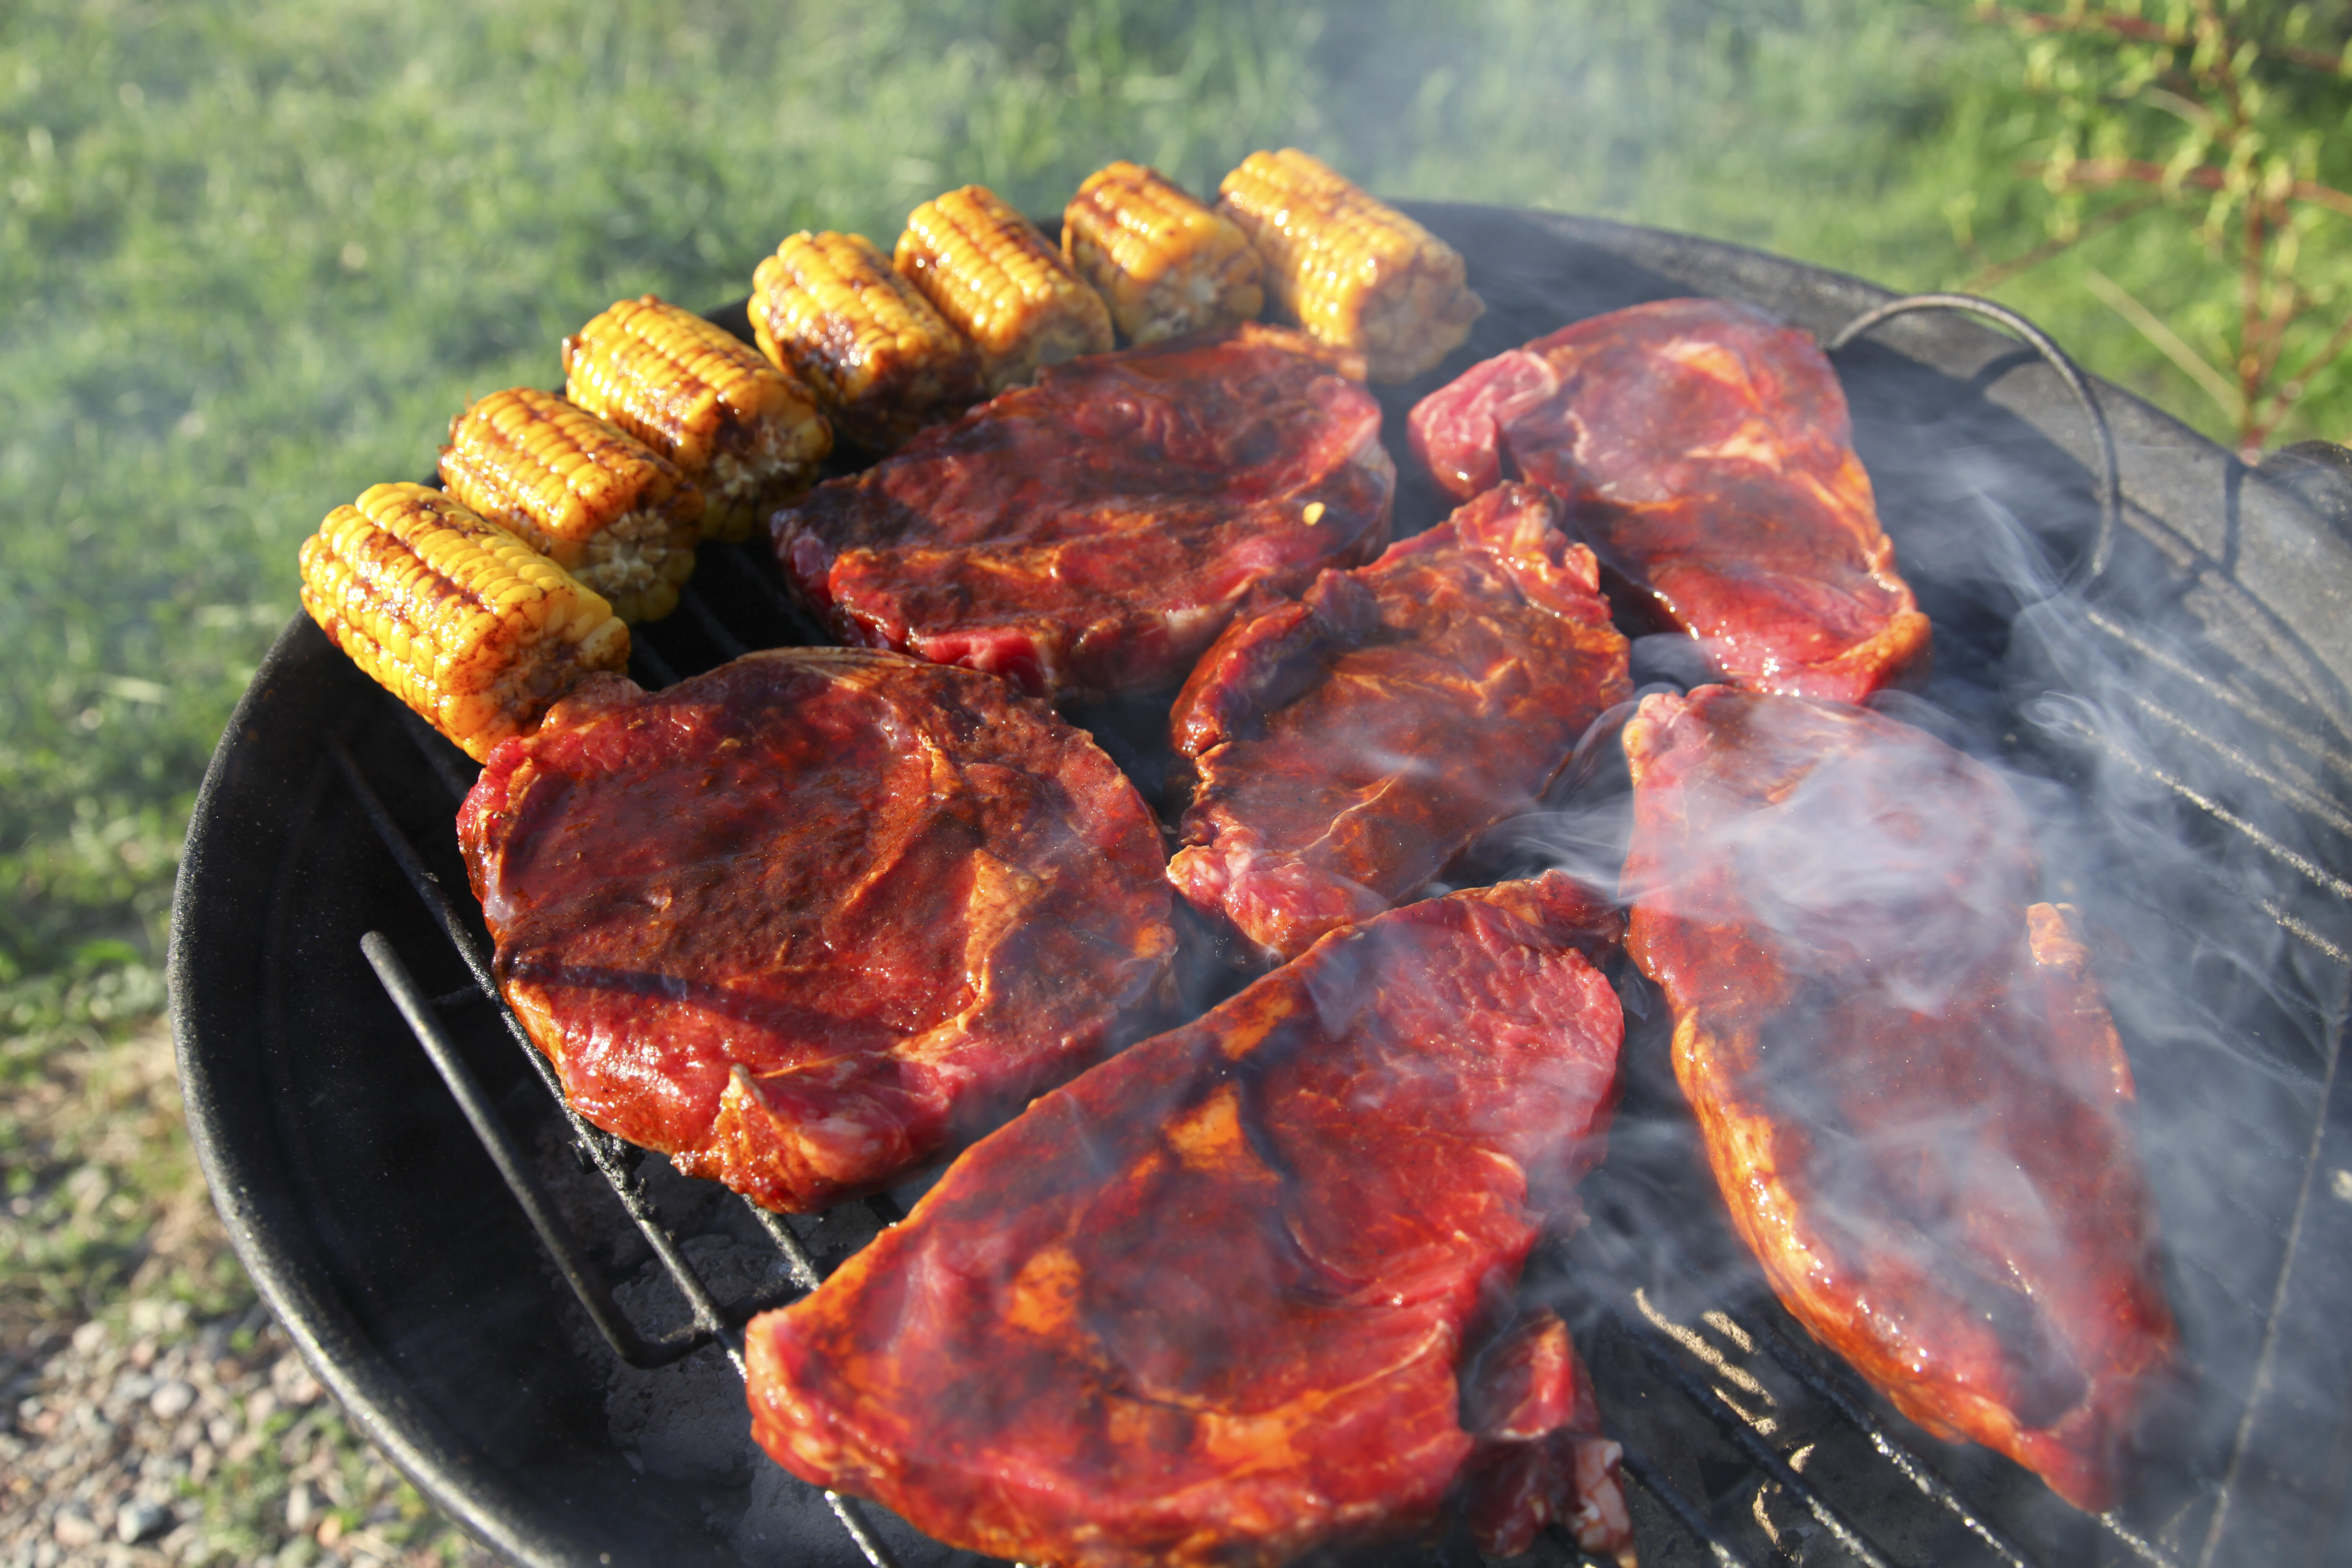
[169,205,2352,1568]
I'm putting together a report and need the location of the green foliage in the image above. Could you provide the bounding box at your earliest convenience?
[1965,1,2352,451]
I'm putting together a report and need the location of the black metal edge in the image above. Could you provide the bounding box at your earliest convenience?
[168,616,714,1568]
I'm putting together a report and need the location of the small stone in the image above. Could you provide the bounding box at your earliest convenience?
[117,1499,171,1543]
[129,1338,158,1371]
[71,1321,108,1357]
[205,1415,236,1447]
[53,1507,101,1547]
[150,1380,195,1420]
[285,1480,319,1532]
[245,1390,277,1428]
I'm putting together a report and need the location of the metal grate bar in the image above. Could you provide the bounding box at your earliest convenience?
[327,736,825,1327]
[678,581,751,660]
[329,731,896,1568]
[2035,705,2352,907]
[631,639,681,691]
[1613,1443,1758,1568]
[2126,693,2352,841]
[1616,1313,1899,1568]
[1725,1306,2037,1568]
[2083,609,2352,787]
[361,931,709,1369]
[331,739,772,1357]
[2196,977,2350,1568]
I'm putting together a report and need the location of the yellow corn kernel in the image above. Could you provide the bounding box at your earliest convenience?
[1062,161,1264,344]
[1216,148,1483,383]
[298,482,629,761]
[562,295,833,542]
[438,387,703,624]
[750,230,983,453]
[896,184,1113,392]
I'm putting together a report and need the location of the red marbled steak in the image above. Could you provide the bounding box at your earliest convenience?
[771,323,1394,702]
[745,873,1635,1568]
[1621,685,2179,1510]
[455,647,1177,1213]
[1168,481,1632,965]
[1409,297,1930,704]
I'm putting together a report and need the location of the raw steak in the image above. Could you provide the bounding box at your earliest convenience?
[771,323,1394,702]
[1408,297,1930,703]
[455,648,1176,1212]
[745,873,1635,1568]
[1168,481,1631,963]
[1621,686,2177,1511]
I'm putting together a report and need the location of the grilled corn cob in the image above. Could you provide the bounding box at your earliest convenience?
[895,185,1114,393]
[438,387,704,624]
[1062,161,1264,344]
[562,295,833,543]
[299,482,628,762]
[751,230,983,453]
[1215,149,1484,383]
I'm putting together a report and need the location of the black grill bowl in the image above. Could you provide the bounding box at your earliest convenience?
[171,207,2352,1568]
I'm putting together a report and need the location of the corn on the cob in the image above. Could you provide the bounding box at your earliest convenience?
[895,185,1114,394]
[562,295,833,543]
[438,387,703,624]
[1062,161,1264,344]
[299,482,629,762]
[1215,149,1484,384]
[751,230,983,453]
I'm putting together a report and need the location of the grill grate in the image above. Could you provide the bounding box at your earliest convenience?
[173,227,2352,1566]
[312,296,2352,1568]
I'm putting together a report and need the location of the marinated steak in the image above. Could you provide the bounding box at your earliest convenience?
[1169,482,1631,963]
[745,873,1635,1568]
[455,648,1177,1212]
[1408,298,1930,703]
[772,323,1394,702]
[1621,686,2177,1511]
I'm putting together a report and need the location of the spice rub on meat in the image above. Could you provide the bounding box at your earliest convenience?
[1622,686,2177,1511]
[772,322,1394,702]
[1169,482,1631,965]
[455,648,1176,1212]
[1409,297,1929,704]
[746,873,1635,1568]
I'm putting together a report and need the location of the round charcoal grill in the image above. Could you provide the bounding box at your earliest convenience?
[170,206,2352,1568]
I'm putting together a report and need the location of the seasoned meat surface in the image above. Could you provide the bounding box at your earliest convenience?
[455,649,1176,1212]
[1622,686,2177,1510]
[1408,298,1929,703]
[745,874,1635,1568]
[1169,482,1631,963]
[772,323,1394,701]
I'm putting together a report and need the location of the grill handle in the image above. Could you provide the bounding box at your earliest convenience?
[1826,293,2120,592]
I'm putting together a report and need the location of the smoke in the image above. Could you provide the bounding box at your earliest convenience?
[1469,308,2352,1555]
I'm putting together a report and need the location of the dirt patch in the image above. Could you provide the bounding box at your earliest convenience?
[1,1019,499,1566]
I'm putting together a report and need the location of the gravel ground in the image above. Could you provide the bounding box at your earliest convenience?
[1,1020,500,1568]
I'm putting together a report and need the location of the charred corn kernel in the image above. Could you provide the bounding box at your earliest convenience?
[751,230,983,453]
[1215,149,1484,384]
[895,185,1113,394]
[298,482,628,761]
[562,295,833,543]
[1062,162,1264,344]
[438,387,703,624]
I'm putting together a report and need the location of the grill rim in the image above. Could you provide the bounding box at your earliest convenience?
[168,201,2352,1568]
